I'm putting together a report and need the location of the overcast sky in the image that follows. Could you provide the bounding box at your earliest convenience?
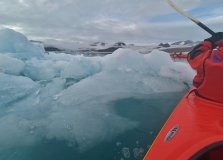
[0,0,222,49]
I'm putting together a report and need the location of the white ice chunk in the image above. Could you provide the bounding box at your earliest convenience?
[144,49,173,73]
[0,28,44,60]
[31,41,45,53]
[60,56,101,80]
[23,59,61,81]
[159,61,196,83]
[0,53,25,75]
[102,48,145,72]
[0,73,38,107]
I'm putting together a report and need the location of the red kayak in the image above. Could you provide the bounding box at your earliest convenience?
[144,89,223,160]
[170,52,188,59]
[178,53,187,59]
[170,53,178,58]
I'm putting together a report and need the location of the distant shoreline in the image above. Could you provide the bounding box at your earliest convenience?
[160,46,194,53]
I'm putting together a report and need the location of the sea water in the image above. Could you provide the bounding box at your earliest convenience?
[0,29,195,160]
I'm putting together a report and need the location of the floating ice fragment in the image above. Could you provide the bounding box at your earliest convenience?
[116,142,121,147]
[139,148,144,153]
[133,148,144,159]
[122,147,130,158]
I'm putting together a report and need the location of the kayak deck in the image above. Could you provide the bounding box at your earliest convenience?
[144,90,223,160]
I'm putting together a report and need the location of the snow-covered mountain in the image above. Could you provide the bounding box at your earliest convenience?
[171,40,201,46]
[90,42,107,47]
[157,40,201,53]
[158,40,201,48]
[77,42,126,53]
[30,39,201,56]
[158,43,170,47]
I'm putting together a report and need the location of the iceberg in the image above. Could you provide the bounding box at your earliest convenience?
[0,28,195,153]
[0,28,44,60]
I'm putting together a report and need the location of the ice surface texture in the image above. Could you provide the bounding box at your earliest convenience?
[0,28,195,152]
[0,28,44,60]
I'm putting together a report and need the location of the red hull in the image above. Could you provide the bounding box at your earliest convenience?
[144,89,223,160]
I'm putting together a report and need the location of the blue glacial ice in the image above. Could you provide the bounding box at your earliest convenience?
[0,28,196,152]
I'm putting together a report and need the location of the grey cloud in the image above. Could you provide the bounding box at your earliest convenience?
[0,0,222,49]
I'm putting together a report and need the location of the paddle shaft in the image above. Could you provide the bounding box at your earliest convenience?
[197,22,215,35]
[167,0,215,35]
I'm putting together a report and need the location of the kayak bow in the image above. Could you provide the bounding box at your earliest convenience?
[144,89,223,160]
